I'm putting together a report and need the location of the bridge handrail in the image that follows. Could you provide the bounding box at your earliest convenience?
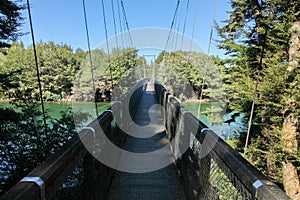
[154,80,290,200]
[0,78,148,200]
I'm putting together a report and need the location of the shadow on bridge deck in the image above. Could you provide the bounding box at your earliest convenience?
[107,84,186,200]
[1,79,290,200]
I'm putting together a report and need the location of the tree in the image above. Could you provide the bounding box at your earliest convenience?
[155,51,225,101]
[217,0,300,198]
[73,48,140,102]
[0,41,90,195]
[0,42,30,100]
[282,20,300,199]
[154,51,226,124]
[0,0,23,48]
[34,42,81,101]
[1,42,83,101]
[0,104,89,195]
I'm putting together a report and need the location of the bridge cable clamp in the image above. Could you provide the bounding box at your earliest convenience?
[182,111,190,116]
[252,180,263,198]
[110,101,121,113]
[20,176,45,200]
[188,155,194,164]
[201,128,211,134]
[106,109,113,114]
[169,144,174,153]
[82,127,96,138]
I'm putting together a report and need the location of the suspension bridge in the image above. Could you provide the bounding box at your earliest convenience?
[0,79,290,200]
[0,0,295,199]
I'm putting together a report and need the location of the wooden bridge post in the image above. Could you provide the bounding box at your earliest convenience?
[81,111,117,200]
[195,128,213,199]
[164,92,170,134]
[174,112,200,200]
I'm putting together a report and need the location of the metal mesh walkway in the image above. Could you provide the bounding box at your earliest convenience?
[107,83,186,200]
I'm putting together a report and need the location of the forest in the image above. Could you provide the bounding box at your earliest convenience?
[0,42,143,102]
[0,41,142,194]
[216,1,300,198]
[0,0,300,199]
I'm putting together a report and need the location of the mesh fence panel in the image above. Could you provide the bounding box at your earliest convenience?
[192,139,252,200]
[51,160,86,200]
[50,119,122,200]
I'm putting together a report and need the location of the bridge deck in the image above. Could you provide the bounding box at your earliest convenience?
[107,84,186,200]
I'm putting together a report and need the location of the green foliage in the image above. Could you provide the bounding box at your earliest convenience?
[0,42,140,102]
[74,48,139,102]
[108,49,138,87]
[155,51,225,99]
[0,0,23,47]
[210,167,244,200]
[155,51,226,124]
[0,42,83,101]
[218,0,300,187]
[0,44,140,194]
[0,103,89,195]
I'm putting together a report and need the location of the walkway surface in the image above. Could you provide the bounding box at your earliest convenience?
[107,82,186,200]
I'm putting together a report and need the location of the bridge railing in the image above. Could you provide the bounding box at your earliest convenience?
[0,78,148,200]
[154,81,291,200]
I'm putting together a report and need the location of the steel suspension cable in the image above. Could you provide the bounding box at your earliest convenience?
[101,0,114,88]
[82,0,99,116]
[180,0,190,50]
[120,0,138,69]
[171,9,180,69]
[189,0,200,53]
[196,0,218,118]
[111,0,119,51]
[122,12,129,49]
[26,0,48,143]
[117,0,125,49]
[163,0,180,82]
[164,0,180,52]
[173,0,184,51]
[244,27,268,155]
[120,0,133,48]
[170,10,179,64]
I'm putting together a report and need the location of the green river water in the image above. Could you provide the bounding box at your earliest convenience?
[0,101,246,138]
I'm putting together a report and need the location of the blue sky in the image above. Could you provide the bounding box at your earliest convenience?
[20,0,232,57]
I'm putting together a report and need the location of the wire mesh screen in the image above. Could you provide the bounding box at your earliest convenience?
[50,119,123,200]
[50,155,113,200]
[192,139,252,200]
[51,160,86,200]
[50,81,145,199]
[154,81,290,200]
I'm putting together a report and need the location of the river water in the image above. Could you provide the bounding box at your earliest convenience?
[0,101,110,126]
[182,102,247,139]
[0,101,246,138]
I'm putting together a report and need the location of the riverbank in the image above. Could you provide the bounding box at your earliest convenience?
[0,101,110,120]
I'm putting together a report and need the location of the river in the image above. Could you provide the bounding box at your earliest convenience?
[182,102,247,139]
[0,101,110,125]
[0,101,246,138]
